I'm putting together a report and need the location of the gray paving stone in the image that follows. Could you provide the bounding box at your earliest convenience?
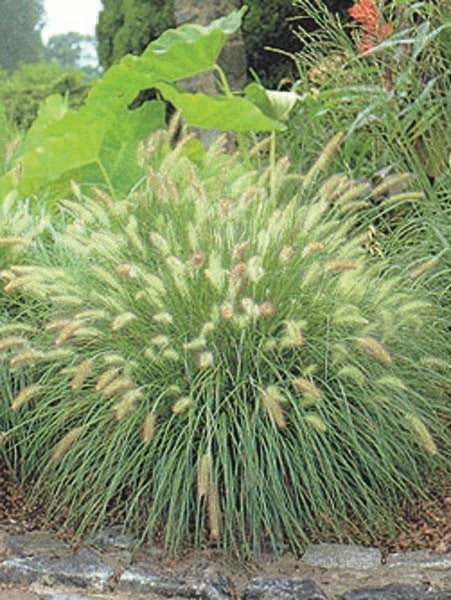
[387,551,451,570]
[0,551,114,591]
[44,595,114,600]
[118,564,233,598]
[86,526,137,551]
[6,533,72,559]
[301,544,382,569]
[0,556,53,585]
[337,583,451,599]
[43,550,114,591]
[243,577,327,599]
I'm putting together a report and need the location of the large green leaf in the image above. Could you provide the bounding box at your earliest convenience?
[0,9,246,202]
[157,83,285,132]
[88,8,247,111]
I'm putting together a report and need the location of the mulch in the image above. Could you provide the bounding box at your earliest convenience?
[1,453,449,555]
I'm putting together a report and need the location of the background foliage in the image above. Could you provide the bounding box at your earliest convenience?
[0,62,91,130]
[0,0,45,72]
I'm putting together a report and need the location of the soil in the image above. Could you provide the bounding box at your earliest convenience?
[1,453,450,556]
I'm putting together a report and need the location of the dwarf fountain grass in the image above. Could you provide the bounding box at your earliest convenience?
[0,131,449,556]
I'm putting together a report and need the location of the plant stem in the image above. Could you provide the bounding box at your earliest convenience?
[96,159,117,200]
[214,65,250,166]
[269,130,277,205]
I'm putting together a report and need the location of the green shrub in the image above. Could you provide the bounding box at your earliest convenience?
[1,131,448,555]
[0,62,91,130]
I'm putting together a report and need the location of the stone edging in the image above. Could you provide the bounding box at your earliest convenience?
[1,528,450,599]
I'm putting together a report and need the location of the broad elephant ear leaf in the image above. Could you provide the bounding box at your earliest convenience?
[157,83,286,132]
[0,8,246,202]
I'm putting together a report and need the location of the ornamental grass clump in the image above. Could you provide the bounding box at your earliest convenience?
[0,132,449,556]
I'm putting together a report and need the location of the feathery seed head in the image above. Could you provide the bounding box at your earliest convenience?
[229,262,247,286]
[0,236,25,247]
[326,258,359,272]
[337,365,366,387]
[114,389,143,421]
[409,257,439,280]
[52,427,84,462]
[279,245,294,264]
[4,275,35,293]
[0,336,28,352]
[218,197,231,218]
[280,320,305,349]
[142,412,157,445]
[208,482,221,540]
[302,241,325,258]
[219,301,234,321]
[112,312,137,331]
[151,334,170,347]
[293,378,322,404]
[233,241,249,260]
[102,376,134,398]
[149,231,171,256]
[259,301,276,318]
[172,396,191,414]
[247,256,264,283]
[162,348,180,362]
[71,359,94,390]
[305,413,327,433]
[190,251,206,269]
[115,263,137,278]
[405,414,437,455]
[184,337,206,352]
[152,312,173,326]
[357,336,392,366]
[197,451,211,498]
[198,351,214,370]
[11,384,42,411]
[45,318,72,332]
[55,320,82,346]
[241,297,260,319]
[201,322,215,337]
[262,386,286,428]
[9,349,45,368]
[95,368,121,392]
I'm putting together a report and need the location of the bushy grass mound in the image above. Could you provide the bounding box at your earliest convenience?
[0,132,449,556]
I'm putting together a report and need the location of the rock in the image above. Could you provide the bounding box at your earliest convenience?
[0,556,54,584]
[43,550,114,591]
[243,577,327,599]
[337,583,451,599]
[302,544,382,569]
[6,532,72,558]
[0,550,113,591]
[387,551,451,570]
[118,564,233,598]
[43,595,114,600]
[86,526,137,551]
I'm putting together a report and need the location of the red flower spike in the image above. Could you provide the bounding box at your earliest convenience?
[348,0,393,55]
[347,0,379,35]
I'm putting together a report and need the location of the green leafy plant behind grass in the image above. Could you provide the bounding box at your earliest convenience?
[1,131,448,556]
[0,7,290,205]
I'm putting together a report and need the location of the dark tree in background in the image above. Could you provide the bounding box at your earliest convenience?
[0,0,45,72]
[96,0,175,70]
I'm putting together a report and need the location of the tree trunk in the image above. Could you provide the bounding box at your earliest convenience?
[173,0,247,148]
